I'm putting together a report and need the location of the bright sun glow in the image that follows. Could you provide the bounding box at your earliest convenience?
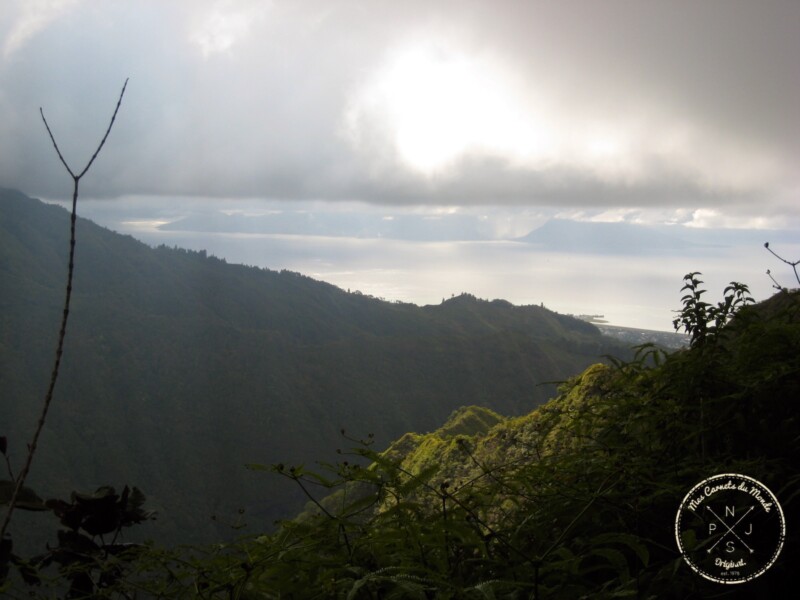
[347,39,770,190]
[355,42,553,174]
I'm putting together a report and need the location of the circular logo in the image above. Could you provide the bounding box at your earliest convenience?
[675,473,785,584]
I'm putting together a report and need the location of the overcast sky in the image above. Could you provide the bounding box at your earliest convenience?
[1,1,798,329]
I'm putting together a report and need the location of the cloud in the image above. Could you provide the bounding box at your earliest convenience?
[2,0,84,59]
[0,0,797,228]
[189,0,271,58]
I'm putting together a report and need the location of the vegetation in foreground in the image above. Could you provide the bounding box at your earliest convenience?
[3,278,797,598]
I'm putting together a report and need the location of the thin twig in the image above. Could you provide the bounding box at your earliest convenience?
[78,78,128,179]
[766,270,785,292]
[0,78,128,543]
[40,110,75,178]
[765,243,800,286]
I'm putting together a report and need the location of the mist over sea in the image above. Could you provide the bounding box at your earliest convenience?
[67,201,793,332]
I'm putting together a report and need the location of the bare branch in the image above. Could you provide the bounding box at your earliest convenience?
[764,242,800,286]
[78,77,129,179]
[40,108,76,179]
[766,270,785,292]
[0,78,129,543]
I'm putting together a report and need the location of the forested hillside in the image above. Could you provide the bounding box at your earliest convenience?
[0,188,630,546]
[95,287,791,599]
[289,289,799,598]
[4,278,793,597]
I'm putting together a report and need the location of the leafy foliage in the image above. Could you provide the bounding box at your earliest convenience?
[672,272,754,347]
[10,283,790,598]
[1,481,155,598]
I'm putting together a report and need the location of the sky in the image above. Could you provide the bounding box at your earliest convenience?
[1,0,798,330]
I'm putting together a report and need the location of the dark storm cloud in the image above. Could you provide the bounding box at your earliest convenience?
[0,0,798,224]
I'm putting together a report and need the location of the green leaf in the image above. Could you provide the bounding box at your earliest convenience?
[56,530,100,556]
[593,547,629,575]
[340,492,380,517]
[471,580,499,599]
[0,480,47,511]
[398,464,439,495]
[591,532,650,567]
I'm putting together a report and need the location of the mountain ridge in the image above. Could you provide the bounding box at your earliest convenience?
[0,187,631,546]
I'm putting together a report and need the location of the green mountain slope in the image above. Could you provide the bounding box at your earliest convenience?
[0,188,630,546]
[200,289,796,598]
